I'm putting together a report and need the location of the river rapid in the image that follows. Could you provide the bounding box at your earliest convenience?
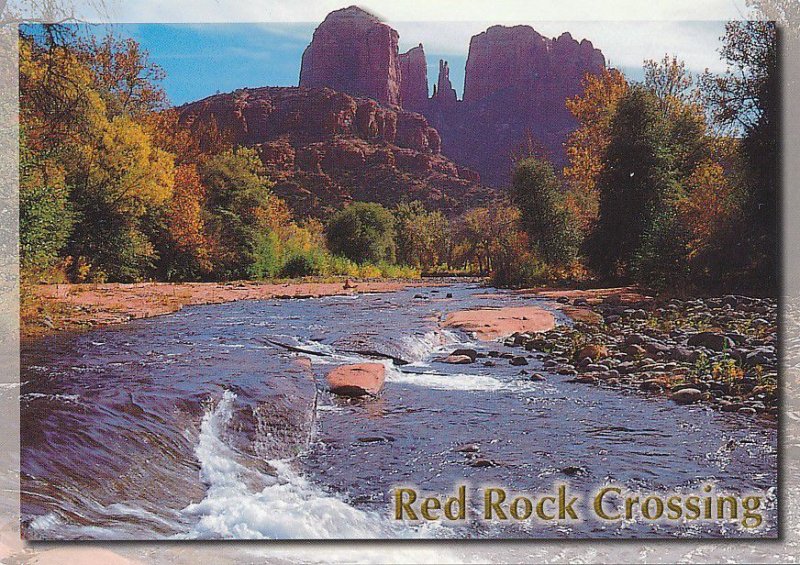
[20,283,778,540]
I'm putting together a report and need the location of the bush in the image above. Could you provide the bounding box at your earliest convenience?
[280,254,318,278]
[250,231,282,279]
[326,202,396,265]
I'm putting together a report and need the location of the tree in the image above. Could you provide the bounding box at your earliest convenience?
[701,15,779,294]
[78,33,166,120]
[19,127,73,272]
[326,202,396,265]
[394,201,450,270]
[67,115,175,281]
[153,163,212,280]
[643,55,699,115]
[20,31,176,282]
[588,86,678,280]
[644,55,709,181]
[200,148,275,279]
[563,68,629,232]
[510,157,579,266]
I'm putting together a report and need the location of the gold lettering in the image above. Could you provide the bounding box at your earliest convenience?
[666,496,683,520]
[444,485,466,520]
[685,496,701,519]
[558,485,579,520]
[536,496,556,520]
[510,496,533,520]
[484,488,507,520]
[395,488,418,520]
[593,487,621,520]
[420,497,441,521]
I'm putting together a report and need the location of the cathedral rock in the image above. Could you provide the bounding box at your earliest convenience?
[298,7,606,186]
[299,6,402,107]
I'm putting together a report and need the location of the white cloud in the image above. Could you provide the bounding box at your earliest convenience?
[399,21,728,77]
[68,1,741,82]
[90,0,752,23]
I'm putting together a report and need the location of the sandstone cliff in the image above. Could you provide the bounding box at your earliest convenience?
[177,87,488,216]
[299,9,606,187]
[299,6,402,108]
[399,44,428,112]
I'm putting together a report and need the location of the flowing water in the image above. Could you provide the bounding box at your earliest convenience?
[20,283,778,540]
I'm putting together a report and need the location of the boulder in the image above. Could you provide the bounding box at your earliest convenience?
[575,344,609,361]
[687,331,734,351]
[670,387,703,405]
[326,363,386,397]
[443,354,474,365]
[450,348,479,362]
[442,306,555,341]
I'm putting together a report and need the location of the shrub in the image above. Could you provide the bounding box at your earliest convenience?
[326,202,396,265]
[280,254,318,278]
[250,231,282,279]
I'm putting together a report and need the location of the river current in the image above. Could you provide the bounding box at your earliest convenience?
[20,283,778,539]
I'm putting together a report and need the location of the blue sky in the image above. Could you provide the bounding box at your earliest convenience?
[93,20,729,107]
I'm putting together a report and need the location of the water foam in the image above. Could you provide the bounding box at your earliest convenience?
[386,367,514,392]
[399,329,471,365]
[181,390,428,539]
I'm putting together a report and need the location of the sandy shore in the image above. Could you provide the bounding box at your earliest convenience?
[22,279,430,339]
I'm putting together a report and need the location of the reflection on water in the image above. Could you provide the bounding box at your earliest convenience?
[20,284,778,539]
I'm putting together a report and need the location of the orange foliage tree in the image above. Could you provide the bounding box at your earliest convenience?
[163,164,212,278]
[677,158,739,260]
[563,68,629,233]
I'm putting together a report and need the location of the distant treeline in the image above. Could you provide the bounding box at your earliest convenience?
[19,17,778,296]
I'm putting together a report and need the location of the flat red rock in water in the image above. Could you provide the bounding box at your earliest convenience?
[442,307,555,340]
[326,363,386,397]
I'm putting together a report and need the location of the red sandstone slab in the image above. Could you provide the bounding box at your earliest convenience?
[326,363,386,397]
[442,306,555,341]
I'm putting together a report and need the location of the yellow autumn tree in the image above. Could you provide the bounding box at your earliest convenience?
[677,159,739,259]
[563,68,629,232]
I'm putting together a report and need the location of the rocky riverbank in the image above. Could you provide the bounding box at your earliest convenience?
[444,290,778,420]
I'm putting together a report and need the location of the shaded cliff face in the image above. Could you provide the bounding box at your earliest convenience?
[177,87,488,217]
[399,44,428,112]
[299,9,606,187]
[299,6,402,108]
[429,26,606,186]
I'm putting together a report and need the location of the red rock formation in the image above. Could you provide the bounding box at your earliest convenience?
[399,43,428,112]
[464,27,603,103]
[297,10,606,187]
[177,86,489,217]
[299,6,402,107]
[428,25,605,185]
[432,59,457,105]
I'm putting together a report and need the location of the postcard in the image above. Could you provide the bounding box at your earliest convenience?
[18,4,778,541]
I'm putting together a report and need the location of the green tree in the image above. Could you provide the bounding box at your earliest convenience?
[702,17,779,294]
[200,148,275,279]
[588,86,678,280]
[394,201,450,270]
[19,128,73,272]
[509,157,579,266]
[326,202,396,265]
